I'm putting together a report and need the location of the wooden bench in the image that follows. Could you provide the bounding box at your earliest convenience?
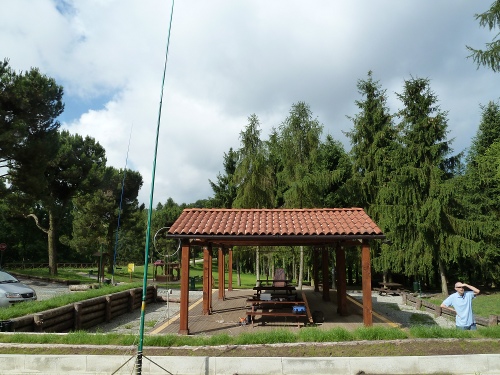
[246,311,307,327]
[246,298,307,327]
[373,287,389,296]
[374,287,408,296]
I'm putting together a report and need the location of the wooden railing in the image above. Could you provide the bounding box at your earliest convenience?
[7,286,157,332]
[402,293,499,327]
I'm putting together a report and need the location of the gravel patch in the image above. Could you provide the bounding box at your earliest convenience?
[349,291,455,329]
[87,288,204,335]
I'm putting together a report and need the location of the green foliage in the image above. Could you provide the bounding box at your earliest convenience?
[278,102,323,208]
[233,114,274,208]
[376,77,463,292]
[68,166,143,269]
[478,325,500,338]
[353,326,408,340]
[409,326,474,339]
[209,148,238,208]
[298,327,354,342]
[467,0,500,72]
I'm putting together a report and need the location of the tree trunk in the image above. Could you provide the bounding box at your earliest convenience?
[298,246,304,290]
[47,210,58,276]
[331,255,336,289]
[237,255,241,287]
[255,246,260,283]
[439,259,448,295]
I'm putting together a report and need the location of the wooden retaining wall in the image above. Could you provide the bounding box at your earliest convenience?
[402,293,499,327]
[8,286,156,333]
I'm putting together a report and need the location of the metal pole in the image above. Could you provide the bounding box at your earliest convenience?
[136,2,175,373]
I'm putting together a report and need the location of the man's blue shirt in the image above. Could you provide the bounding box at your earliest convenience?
[442,291,476,327]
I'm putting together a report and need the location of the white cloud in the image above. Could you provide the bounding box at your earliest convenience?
[2,0,498,205]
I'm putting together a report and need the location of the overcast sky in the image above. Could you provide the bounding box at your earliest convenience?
[2,1,498,206]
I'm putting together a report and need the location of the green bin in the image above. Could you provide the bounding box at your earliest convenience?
[189,277,196,291]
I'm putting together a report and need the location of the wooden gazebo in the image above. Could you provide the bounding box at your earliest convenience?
[166,208,385,334]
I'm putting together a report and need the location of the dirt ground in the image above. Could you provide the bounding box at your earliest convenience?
[1,338,499,357]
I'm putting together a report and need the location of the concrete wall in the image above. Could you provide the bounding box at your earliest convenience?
[1,354,499,374]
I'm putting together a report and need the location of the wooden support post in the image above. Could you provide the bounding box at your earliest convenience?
[179,241,190,335]
[74,303,82,330]
[105,296,112,322]
[228,247,233,291]
[313,247,319,292]
[218,247,225,300]
[435,304,442,318]
[203,246,211,315]
[322,247,330,301]
[361,240,372,326]
[489,315,498,327]
[128,289,135,312]
[335,244,348,316]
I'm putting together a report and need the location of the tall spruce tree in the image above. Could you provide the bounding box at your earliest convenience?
[233,114,274,209]
[378,77,461,294]
[456,101,500,286]
[278,102,323,208]
[209,148,238,208]
[277,102,323,289]
[344,72,397,279]
[233,114,274,282]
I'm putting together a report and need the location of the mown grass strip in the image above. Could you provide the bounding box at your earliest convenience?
[1,326,499,347]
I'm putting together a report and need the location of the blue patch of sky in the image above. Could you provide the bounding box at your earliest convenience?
[57,92,113,124]
[54,0,76,17]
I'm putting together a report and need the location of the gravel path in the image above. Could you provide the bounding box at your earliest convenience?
[86,289,455,334]
[349,291,455,329]
[87,288,204,335]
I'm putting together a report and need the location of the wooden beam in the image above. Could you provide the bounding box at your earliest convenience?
[218,247,225,300]
[322,247,330,301]
[335,244,348,316]
[202,246,211,315]
[361,240,373,326]
[179,241,190,335]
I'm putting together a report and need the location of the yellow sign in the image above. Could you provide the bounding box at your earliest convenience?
[128,263,135,273]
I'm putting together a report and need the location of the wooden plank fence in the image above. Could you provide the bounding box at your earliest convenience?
[6,286,156,333]
[402,293,499,327]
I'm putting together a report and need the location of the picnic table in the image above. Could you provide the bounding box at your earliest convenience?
[374,282,406,296]
[246,297,307,327]
[253,279,296,298]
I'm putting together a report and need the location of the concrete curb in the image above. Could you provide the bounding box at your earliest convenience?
[1,353,499,374]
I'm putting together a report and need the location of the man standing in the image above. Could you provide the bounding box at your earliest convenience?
[441,282,480,330]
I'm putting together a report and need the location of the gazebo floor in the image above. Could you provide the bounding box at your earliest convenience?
[150,286,395,336]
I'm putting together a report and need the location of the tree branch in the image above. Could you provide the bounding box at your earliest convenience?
[26,213,49,234]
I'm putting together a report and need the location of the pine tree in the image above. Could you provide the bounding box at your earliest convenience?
[378,77,461,294]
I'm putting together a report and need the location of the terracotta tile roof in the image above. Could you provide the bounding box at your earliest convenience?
[167,208,384,246]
